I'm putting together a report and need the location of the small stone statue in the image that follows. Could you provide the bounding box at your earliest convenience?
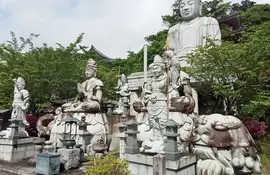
[11,77,30,126]
[113,74,131,114]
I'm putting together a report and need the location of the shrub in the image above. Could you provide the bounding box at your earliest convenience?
[25,114,39,137]
[86,155,130,175]
[244,117,268,140]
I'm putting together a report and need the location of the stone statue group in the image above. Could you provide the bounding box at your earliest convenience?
[2,0,262,174]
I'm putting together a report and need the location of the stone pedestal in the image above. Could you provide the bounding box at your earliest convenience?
[43,141,54,153]
[58,148,80,170]
[28,137,45,164]
[115,122,127,159]
[125,153,196,175]
[125,119,140,154]
[153,154,166,175]
[0,137,36,162]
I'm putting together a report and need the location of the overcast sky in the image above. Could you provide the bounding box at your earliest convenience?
[0,0,269,58]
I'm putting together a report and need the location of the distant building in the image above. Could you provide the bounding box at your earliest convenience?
[217,11,247,41]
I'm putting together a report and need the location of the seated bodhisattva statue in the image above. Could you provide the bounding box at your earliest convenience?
[62,59,103,112]
[48,59,111,152]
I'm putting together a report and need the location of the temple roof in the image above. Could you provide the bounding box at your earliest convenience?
[217,11,246,34]
[89,45,115,62]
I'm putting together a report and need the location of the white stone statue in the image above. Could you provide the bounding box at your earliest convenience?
[165,0,221,68]
[11,77,30,126]
[135,55,168,153]
[48,59,111,152]
[113,74,131,114]
[0,77,30,138]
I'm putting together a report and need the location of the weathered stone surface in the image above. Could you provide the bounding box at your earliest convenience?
[126,154,196,175]
[153,154,166,175]
[58,148,80,170]
[0,137,36,162]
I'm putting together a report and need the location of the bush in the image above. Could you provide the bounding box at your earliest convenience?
[86,155,130,175]
[244,117,268,140]
[25,114,39,137]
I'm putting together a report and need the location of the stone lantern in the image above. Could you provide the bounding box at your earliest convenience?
[163,119,181,161]
[62,114,80,149]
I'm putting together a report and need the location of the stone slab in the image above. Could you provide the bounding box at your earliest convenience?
[0,137,36,162]
[125,153,197,175]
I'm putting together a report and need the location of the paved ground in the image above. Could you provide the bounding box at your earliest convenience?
[0,159,85,175]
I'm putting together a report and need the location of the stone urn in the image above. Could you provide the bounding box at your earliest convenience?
[92,142,108,159]
[63,139,76,149]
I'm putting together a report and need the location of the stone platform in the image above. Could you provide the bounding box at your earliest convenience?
[0,137,36,162]
[125,153,197,175]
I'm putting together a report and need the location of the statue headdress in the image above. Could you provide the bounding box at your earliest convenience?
[16,77,25,85]
[151,55,166,70]
[85,58,98,71]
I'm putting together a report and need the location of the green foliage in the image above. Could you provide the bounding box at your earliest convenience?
[86,155,130,175]
[162,0,231,27]
[202,0,231,18]
[162,0,180,27]
[186,21,270,116]
[0,32,117,110]
[241,4,270,27]
[231,0,256,12]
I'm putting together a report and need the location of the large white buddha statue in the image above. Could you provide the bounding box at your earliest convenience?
[166,0,221,67]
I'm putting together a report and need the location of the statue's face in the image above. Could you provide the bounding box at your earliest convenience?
[179,0,200,21]
[152,64,163,78]
[85,68,96,78]
[16,83,25,90]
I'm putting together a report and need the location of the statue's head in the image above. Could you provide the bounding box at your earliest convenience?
[85,59,98,78]
[150,55,166,78]
[179,0,201,21]
[15,77,25,90]
[120,74,127,83]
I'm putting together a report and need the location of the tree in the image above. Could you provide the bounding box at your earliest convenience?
[241,4,270,27]
[232,0,256,12]
[186,22,270,117]
[202,0,231,18]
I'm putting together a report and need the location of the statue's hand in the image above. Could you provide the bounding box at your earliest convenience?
[20,104,28,110]
[150,95,157,103]
[162,50,174,59]
[91,96,98,101]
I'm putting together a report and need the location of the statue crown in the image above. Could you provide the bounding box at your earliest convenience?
[86,58,98,70]
[16,77,25,85]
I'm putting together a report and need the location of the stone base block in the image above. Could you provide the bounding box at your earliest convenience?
[165,151,181,161]
[125,153,197,175]
[58,148,80,170]
[125,146,139,154]
[0,137,36,162]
